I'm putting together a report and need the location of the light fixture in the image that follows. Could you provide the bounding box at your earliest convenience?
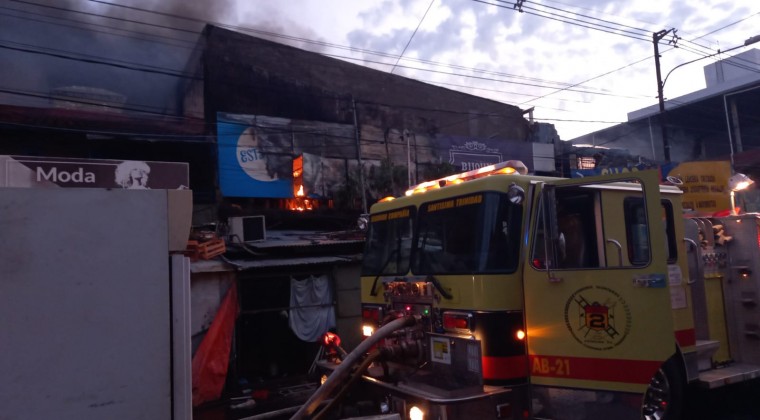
[362,325,375,337]
[665,175,683,186]
[729,173,754,192]
[508,183,525,204]
[516,329,526,341]
[728,173,754,215]
[409,405,425,420]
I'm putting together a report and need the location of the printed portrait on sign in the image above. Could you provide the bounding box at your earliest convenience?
[115,160,151,189]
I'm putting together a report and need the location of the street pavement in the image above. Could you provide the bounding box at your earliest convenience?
[682,378,760,420]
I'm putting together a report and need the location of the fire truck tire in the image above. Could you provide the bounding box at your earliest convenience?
[642,357,685,420]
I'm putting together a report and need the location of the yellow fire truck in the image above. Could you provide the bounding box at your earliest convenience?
[298,161,760,420]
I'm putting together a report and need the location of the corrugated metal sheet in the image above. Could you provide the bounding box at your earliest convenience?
[191,254,362,273]
[244,230,365,249]
[190,230,364,273]
[221,254,362,270]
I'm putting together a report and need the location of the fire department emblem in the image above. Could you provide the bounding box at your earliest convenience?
[564,285,631,351]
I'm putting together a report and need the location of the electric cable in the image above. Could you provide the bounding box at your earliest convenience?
[0,6,197,48]
[4,0,663,106]
[390,0,435,75]
[12,0,637,98]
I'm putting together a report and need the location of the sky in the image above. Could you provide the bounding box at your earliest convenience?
[2,0,759,140]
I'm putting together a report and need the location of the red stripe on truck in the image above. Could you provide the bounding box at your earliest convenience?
[529,354,661,384]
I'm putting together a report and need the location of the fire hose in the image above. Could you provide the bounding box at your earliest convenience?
[290,315,418,420]
[311,348,383,420]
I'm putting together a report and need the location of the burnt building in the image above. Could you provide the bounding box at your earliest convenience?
[180,25,553,219]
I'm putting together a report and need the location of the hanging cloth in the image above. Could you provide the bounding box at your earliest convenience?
[288,274,336,342]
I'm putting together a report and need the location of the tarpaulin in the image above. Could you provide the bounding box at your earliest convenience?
[288,275,336,342]
[192,282,238,406]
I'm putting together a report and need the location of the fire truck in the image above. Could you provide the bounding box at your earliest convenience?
[297,161,760,420]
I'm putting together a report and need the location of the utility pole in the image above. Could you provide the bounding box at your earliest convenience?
[351,97,367,214]
[653,28,676,162]
[654,32,760,165]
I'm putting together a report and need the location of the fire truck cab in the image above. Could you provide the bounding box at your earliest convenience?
[309,162,760,420]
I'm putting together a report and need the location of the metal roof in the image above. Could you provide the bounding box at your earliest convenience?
[191,253,363,273]
[190,229,365,273]
[242,230,365,249]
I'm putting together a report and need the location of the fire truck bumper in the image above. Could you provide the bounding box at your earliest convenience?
[315,360,530,420]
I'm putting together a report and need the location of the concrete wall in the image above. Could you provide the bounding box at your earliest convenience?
[199,26,529,143]
[0,188,184,420]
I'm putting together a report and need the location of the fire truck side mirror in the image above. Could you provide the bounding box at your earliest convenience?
[508,183,525,204]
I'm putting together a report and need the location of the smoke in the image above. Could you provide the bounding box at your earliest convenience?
[0,0,325,115]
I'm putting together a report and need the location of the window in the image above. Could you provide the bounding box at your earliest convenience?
[624,197,650,266]
[531,186,600,270]
[624,198,677,265]
[361,207,415,276]
[412,192,522,274]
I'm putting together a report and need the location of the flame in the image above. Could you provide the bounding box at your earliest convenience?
[296,184,304,197]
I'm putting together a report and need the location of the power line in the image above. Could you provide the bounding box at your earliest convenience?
[330,53,648,99]
[519,56,653,106]
[91,0,621,95]
[476,0,760,108]
[391,0,435,75]
[0,6,196,48]
[20,0,704,111]
[5,0,631,101]
[690,11,760,44]
[6,0,759,144]
[475,0,652,43]
[0,42,199,79]
[518,2,650,40]
[427,80,593,103]
[9,0,199,34]
[529,0,649,35]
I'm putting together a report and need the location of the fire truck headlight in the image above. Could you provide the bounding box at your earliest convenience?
[516,329,526,340]
[362,325,375,337]
[409,405,425,420]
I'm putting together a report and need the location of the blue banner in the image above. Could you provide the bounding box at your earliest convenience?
[217,116,292,198]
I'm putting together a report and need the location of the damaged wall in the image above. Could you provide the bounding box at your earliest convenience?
[188,25,535,206]
[217,113,540,204]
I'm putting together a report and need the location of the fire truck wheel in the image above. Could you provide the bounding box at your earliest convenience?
[642,357,684,420]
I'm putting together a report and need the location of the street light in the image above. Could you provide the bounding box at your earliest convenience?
[652,32,760,162]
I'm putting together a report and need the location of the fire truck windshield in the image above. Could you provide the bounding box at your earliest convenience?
[412,192,522,274]
[361,206,415,276]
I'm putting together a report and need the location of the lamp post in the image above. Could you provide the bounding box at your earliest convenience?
[653,33,760,162]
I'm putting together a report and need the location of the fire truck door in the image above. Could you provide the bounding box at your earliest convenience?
[523,170,674,395]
